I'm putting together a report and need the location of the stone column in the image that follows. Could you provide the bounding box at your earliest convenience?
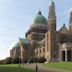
[59,50,62,61]
[65,50,67,62]
[58,43,62,61]
[41,47,43,57]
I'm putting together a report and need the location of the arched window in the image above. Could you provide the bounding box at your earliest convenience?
[43,48,45,53]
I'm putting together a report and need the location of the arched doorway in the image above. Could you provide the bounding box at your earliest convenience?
[62,51,65,61]
[67,50,71,61]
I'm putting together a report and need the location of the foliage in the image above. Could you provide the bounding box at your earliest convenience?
[0,60,3,64]
[28,56,46,63]
[12,57,20,64]
[4,57,12,64]
[0,56,21,64]
[29,57,36,63]
[24,59,28,63]
[0,57,12,64]
[38,57,46,63]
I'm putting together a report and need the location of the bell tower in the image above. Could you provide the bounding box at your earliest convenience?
[48,1,56,31]
[47,1,58,61]
[69,9,72,33]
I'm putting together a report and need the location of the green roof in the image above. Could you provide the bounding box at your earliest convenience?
[19,38,30,44]
[32,11,47,24]
[13,42,20,49]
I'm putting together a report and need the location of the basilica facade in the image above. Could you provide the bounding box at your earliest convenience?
[10,1,72,62]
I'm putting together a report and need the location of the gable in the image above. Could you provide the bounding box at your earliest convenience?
[58,24,68,34]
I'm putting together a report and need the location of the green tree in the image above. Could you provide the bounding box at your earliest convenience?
[12,57,20,64]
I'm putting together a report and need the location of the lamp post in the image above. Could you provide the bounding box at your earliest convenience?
[19,56,21,68]
[34,41,39,72]
[36,61,38,72]
[35,55,38,72]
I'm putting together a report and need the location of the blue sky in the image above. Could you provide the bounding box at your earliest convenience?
[0,0,72,60]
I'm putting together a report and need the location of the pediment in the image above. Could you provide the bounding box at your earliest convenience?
[58,24,68,34]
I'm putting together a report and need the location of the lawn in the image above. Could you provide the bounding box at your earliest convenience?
[0,64,34,72]
[43,62,72,71]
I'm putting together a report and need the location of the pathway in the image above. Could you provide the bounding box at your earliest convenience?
[24,63,72,72]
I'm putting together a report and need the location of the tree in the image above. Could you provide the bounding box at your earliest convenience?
[12,57,20,64]
[5,57,12,64]
[0,57,12,64]
[38,57,46,63]
[0,60,2,64]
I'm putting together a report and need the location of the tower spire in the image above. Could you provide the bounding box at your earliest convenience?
[69,9,72,24]
[48,1,56,31]
[69,9,72,33]
[47,1,57,61]
[48,0,56,20]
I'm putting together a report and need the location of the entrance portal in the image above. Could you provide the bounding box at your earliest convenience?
[62,51,65,61]
[67,50,71,61]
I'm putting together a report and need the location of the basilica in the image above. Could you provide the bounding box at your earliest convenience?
[10,1,72,62]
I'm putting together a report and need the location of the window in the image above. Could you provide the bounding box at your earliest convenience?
[36,50,38,55]
[40,49,41,54]
[43,48,45,53]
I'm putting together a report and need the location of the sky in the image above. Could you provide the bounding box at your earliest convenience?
[0,0,72,60]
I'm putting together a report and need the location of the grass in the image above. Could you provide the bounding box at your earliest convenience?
[0,64,34,72]
[43,62,72,71]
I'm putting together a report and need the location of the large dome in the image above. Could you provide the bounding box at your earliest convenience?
[32,11,47,24]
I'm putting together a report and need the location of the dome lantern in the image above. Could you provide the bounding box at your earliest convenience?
[32,11,47,24]
[37,11,42,15]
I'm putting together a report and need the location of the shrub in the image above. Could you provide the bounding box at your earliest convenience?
[4,57,12,64]
[12,57,20,64]
[38,57,46,63]
[34,57,38,63]
[24,59,28,63]
[0,57,12,64]
[29,57,35,63]
[28,57,38,63]
[0,60,2,64]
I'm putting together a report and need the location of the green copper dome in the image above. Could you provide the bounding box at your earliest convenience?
[13,42,20,49]
[19,38,30,44]
[33,11,47,24]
